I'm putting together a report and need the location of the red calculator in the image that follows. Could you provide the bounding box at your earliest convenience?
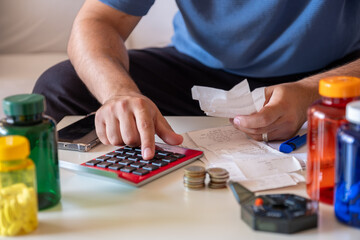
[77,143,203,187]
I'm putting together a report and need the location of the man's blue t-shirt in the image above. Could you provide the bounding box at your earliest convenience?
[99,0,360,78]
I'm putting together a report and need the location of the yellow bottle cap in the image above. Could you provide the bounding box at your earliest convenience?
[0,136,30,161]
[319,76,360,98]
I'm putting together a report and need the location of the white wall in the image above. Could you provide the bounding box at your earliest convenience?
[126,0,178,49]
[0,0,85,53]
[0,0,178,53]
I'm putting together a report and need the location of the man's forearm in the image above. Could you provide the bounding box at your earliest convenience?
[301,58,360,85]
[294,58,360,104]
[68,18,140,104]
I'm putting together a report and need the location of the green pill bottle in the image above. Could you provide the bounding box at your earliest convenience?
[0,94,61,210]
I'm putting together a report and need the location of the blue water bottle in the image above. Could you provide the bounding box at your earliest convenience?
[335,100,360,228]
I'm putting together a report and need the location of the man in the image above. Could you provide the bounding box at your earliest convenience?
[33,0,360,160]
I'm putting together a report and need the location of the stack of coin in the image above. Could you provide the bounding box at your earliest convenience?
[183,165,206,190]
[207,167,229,189]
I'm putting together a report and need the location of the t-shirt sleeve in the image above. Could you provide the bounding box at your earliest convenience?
[98,0,155,16]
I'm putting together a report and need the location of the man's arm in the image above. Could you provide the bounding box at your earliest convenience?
[68,0,141,103]
[68,0,183,159]
[232,58,360,141]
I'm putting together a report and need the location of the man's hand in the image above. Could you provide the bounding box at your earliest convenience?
[95,92,183,160]
[231,81,319,141]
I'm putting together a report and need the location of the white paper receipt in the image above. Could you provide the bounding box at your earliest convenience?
[191,80,265,118]
[183,125,304,192]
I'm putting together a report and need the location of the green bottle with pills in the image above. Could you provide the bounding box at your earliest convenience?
[0,136,38,236]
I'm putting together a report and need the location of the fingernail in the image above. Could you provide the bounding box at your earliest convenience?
[143,147,152,159]
[234,118,241,126]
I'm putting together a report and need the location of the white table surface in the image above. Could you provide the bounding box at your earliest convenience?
[8,116,359,239]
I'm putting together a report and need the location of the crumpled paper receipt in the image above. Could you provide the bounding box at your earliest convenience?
[191,80,265,118]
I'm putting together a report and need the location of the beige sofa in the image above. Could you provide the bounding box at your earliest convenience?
[0,0,177,118]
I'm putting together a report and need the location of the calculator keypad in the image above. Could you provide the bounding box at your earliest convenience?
[85,146,182,176]
[81,144,203,186]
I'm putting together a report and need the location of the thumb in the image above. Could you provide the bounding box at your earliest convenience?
[235,104,281,129]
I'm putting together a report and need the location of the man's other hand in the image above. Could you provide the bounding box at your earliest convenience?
[230,81,318,141]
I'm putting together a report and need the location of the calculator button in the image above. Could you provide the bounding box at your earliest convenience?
[133,169,150,176]
[115,148,127,154]
[85,160,101,166]
[107,157,120,163]
[125,151,137,156]
[143,165,159,171]
[140,159,154,164]
[128,156,142,161]
[105,152,117,158]
[152,160,168,167]
[108,164,124,170]
[118,160,132,166]
[162,156,178,163]
[153,154,165,160]
[130,162,146,168]
[134,147,142,152]
[116,155,128,160]
[96,156,110,161]
[157,151,172,156]
[97,162,113,168]
[124,146,135,150]
[121,166,136,173]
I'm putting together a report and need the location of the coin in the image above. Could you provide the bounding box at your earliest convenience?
[184,176,206,184]
[210,177,229,183]
[184,182,205,187]
[184,166,206,175]
[183,165,206,190]
[208,182,227,189]
[207,168,229,177]
[183,180,205,187]
[207,167,229,189]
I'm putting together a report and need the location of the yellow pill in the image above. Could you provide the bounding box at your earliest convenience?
[28,188,36,201]
[22,220,37,233]
[17,189,27,205]
[11,183,27,191]
[0,227,6,236]
[22,223,33,233]
[30,214,37,223]
[21,187,32,203]
[0,183,25,196]
[0,194,4,208]
[3,200,15,223]
[0,209,6,228]
[9,197,21,221]
[7,221,22,236]
[0,210,8,236]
